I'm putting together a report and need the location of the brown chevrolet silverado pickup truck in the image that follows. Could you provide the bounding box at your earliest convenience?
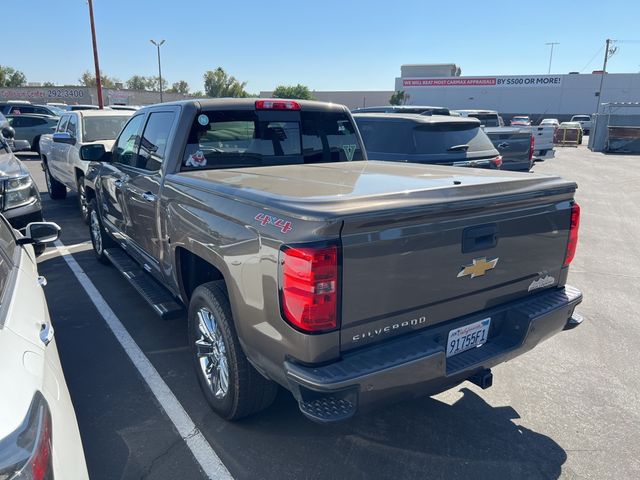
[82,99,583,423]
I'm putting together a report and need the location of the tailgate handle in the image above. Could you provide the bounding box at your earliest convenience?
[462,224,498,253]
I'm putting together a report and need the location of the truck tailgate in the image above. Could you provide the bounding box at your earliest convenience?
[339,193,574,351]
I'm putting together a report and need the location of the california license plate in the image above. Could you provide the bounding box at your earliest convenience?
[446,318,491,357]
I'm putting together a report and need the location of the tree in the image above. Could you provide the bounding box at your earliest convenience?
[79,71,119,89]
[203,67,249,98]
[126,75,153,91]
[166,80,190,94]
[272,84,315,100]
[389,90,410,106]
[42,81,56,87]
[191,90,204,98]
[0,65,27,87]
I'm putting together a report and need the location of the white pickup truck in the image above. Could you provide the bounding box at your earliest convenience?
[39,110,132,223]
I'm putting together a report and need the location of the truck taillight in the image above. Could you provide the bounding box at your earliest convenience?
[255,99,301,111]
[563,203,580,266]
[490,155,503,168]
[529,135,535,161]
[280,245,339,332]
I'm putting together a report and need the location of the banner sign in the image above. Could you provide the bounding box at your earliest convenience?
[0,87,89,100]
[403,76,563,88]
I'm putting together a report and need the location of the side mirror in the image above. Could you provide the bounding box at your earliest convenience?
[16,222,61,248]
[2,126,15,139]
[52,132,76,145]
[79,143,110,162]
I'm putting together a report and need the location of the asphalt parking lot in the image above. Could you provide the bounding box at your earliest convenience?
[18,144,640,480]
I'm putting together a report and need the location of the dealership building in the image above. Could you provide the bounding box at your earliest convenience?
[262,63,640,121]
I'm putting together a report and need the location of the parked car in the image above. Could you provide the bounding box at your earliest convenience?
[6,114,58,153]
[108,105,141,111]
[0,135,43,232]
[82,98,583,423]
[0,215,89,479]
[540,118,560,128]
[63,105,100,111]
[484,127,534,171]
[0,102,61,117]
[39,109,133,223]
[570,115,591,134]
[352,105,450,115]
[453,110,504,127]
[353,113,503,169]
[510,116,532,126]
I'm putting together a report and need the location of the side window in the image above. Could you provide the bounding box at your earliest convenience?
[57,115,69,132]
[20,118,38,128]
[33,107,49,115]
[66,115,78,137]
[9,117,24,128]
[137,111,176,171]
[112,114,145,167]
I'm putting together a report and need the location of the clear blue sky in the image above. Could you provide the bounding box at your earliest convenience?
[4,0,639,93]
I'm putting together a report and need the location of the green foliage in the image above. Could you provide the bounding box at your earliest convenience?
[42,82,55,87]
[79,71,119,89]
[0,65,27,87]
[126,75,153,91]
[389,90,409,106]
[203,67,249,98]
[166,80,190,94]
[272,84,315,100]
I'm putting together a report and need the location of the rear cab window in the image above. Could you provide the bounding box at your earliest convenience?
[467,113,500,127]
[181,109,363,170]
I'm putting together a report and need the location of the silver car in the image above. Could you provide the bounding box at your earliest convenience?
[6,114,59,153]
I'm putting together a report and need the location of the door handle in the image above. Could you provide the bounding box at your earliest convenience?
[142,192,156,202]
[114,180,124,188]
[497,142,510,149]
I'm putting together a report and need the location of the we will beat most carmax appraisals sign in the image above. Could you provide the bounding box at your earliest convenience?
[402,76,563,88]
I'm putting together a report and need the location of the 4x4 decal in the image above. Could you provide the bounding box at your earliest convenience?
[255,213,293,233]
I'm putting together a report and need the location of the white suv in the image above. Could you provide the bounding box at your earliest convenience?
[570,115,592,134]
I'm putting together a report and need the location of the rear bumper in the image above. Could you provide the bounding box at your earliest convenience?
[285,285,582,422]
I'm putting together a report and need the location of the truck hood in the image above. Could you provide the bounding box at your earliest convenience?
[175,161,576,218]
[0,150,29,178]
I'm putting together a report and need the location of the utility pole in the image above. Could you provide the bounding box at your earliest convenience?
[150,39,165,103]
[87,0,104,108]
[596,39,616,114]
[545,42,559,74]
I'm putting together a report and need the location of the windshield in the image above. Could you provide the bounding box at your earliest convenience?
[467,113,499,127]
[82,116,130,142]
[181,110,364,170]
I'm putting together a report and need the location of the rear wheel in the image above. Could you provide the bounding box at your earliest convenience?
[44,162,67,200]
[89,198,116,264]
[188,281,278,420]
[77,175,90,224]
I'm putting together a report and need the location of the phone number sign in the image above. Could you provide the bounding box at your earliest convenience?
[402,76,562,88]
[0,88,89,99]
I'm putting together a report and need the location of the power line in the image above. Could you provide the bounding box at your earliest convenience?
[580,45,604,73]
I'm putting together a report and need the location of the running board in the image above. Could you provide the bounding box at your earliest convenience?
[103,248,184,320]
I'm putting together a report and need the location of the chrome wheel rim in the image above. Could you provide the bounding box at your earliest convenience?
[195,307,229,399]
[90,209,102,254]
[78,182,88,218]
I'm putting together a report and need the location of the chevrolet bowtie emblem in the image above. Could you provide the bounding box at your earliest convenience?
[457,257,499,279]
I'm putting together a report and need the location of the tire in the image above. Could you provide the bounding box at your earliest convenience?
[77,175,90,224]
[89,198,116,264]
[43,162,67,200]
[188,281,278,420]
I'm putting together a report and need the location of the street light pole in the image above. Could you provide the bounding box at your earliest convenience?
[545,42,559,74]
[595,39,614,114]
[87,0,104,108]
[150,39,165,103]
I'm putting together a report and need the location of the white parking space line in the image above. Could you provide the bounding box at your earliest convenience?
[53,241,233,480]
